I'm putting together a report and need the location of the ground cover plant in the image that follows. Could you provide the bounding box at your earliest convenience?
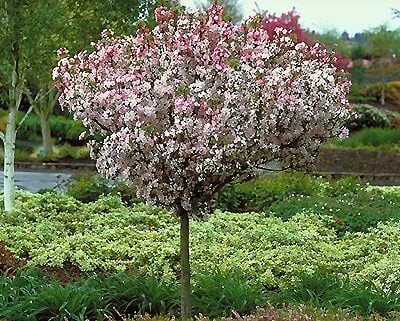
[1,174,400,319]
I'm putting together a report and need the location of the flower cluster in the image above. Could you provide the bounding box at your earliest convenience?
[53,5,350,217]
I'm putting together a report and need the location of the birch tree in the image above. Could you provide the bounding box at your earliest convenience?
[0,0,33,212]
[24,0,160,156]
[0,0,160,212]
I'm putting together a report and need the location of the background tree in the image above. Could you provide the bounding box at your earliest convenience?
[54,4,350,318]
[364,26,400,104]
[0,0,46,212]
[196,0,243,23]
[23,0,162,157]
[261,10,351,70]
[0,0,163,211]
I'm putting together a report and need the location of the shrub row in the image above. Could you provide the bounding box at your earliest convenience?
[349,82,400,108]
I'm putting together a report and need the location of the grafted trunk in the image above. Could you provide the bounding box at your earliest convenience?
[3,108,17,212]
[180,210,191,319]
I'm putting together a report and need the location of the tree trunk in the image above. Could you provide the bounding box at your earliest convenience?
[4,108,17,212]
[380,85,385,106]
[180,210,191,319]
[39,111,52,156]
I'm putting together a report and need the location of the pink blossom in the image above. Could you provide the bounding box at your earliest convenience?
[53,4,351,217]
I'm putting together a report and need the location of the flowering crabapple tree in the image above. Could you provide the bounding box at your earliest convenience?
[53,4,350,318]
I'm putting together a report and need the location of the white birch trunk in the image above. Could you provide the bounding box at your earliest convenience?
[3,107,17,212]
[3,60,25,212]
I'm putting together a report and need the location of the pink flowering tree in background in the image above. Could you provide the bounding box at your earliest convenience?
[53,4,350,318]
[261,10,351,70]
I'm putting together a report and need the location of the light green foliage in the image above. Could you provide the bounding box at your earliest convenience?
[0,193,180,279]
[216,172,326,213]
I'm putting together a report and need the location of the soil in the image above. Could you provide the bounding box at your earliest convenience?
[39,261,107,283]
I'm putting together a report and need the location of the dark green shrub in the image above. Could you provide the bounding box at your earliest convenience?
[16,113,42,142]
[65,120,86,143]
[347,104,391,132]
[65,173,142,204]
[50,116,85,144]
[269,188,400,233]
[99,273,179,316]
[0,269,268,321]
[216,173,366,214]
[216,172,323,213]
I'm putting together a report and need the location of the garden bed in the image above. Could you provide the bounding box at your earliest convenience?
[1,174,400,320]
[315,148,400,174]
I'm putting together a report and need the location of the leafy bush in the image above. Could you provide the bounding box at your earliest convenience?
[49,116,85,144]
[54,143,89,159]
[0,269,393,320]
[1,180,400,295]
[366,82,400,106]
[16,113,42,142]
[65,173,141,204]
[348,85,375,104]
[269,188,400,233]
[349,82,400,107]
[192,269,267,317]
[216,173,366,213]
[0,109,86,145]
[0,269,267,320]
[216,172,324,213]
[346,104,391,132]
[12,273,160,320]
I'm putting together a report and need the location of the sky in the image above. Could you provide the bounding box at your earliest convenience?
[179,0,400,36]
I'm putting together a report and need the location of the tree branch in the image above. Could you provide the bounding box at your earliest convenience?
[17,104,34,128]
[0,131,5,143]
[255,164,291,172]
